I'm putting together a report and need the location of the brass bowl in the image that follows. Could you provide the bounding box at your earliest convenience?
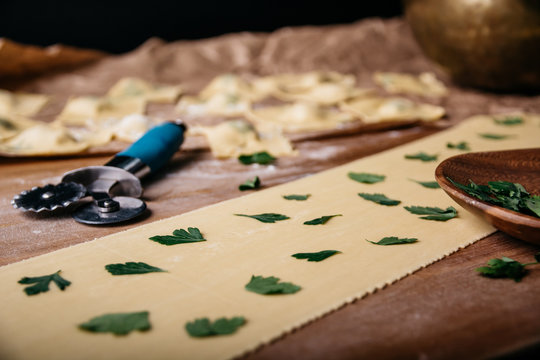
[404,0,540,91]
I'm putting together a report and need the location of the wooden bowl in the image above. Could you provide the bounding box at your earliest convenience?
[435,148,540,244]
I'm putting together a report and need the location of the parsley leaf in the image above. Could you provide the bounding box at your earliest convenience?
[18,270,71,296]
[105,262,166,275]
[149,227,206,245]
[476,257,531,282]
[476,253,540,282]
[446,141,470,151]
[303,214,342,225]
[404,152,438,162]
[525,196,540,217]
[283,194,311,201]
[234,213,290,223]
[79,311,151,335]
[292,250,340,262]
[185,316,246,337]
[238,151,276,165]
[448,178,540,218]
[358,193,401,206]
[245,275,301,295]
[478,133,513,140]
[239,176,260,191]
[409,179,440,189]
[494,116,523,126]
[0,117,16,130]
[347,172,385,184]
[367,237,418,245]
[404,205,458,221]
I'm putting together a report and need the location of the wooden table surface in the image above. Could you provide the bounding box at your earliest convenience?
[2,18,540,360]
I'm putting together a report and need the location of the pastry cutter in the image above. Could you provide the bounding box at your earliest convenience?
[12,121,186,225]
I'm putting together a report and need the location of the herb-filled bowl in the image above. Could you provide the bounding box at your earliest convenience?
[435,148,540,244]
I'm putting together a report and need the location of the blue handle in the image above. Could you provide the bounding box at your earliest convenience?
[116,122,185,173]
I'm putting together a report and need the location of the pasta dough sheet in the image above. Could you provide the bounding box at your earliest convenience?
[1,114,539,360]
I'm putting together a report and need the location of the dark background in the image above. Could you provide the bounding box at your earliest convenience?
[0,1,403,53]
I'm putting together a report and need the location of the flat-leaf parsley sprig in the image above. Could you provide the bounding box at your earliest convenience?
[448,178,540,218]
[235,213,290,223]
[245,275,301,295]
[185,317,246,337]
[79,311,151,335]
[18,270,71,296]
[404,205,457,221]
[476,253,540,282]
[303,214,342,225]
[149,227,206,245]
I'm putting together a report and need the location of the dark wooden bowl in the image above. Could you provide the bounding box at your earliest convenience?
[435,148,540,244]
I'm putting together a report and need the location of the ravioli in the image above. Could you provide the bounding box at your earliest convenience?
[107,77,182,103]
[252,71,366,105]
[340,96,445,123]
[190,119,296,158]
[373,72,448,98]
[55,96,146,126]
[0,123,90,155]
[247,102,356,132]
[0,90,49,117]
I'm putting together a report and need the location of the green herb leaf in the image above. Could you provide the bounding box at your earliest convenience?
[446,141,470,151]
[358,193,401,206]
[0,117,16,130]
[478,133,513,140]
[185,316,246,337]
[448,178,540,218]
[234,213,290,223]
[292,250,340,262]
[404,152,438,162]
[409,179,440,189]
[245,275,301,295]
[476,252,540,282]
[347,172,385,184]
[447,178,494,203]
[476,257,527,282]
[79,311,151,335]
[367,236,418,245]
[149,227,206,245]
[239,176,261,191]
[525,196,540,217]
[238,151,276,165]
[303,214,342,225]
[105,262,166,275]
[494,116,523,126]
[404,205,457,221]
[283,194,311,201]
[18,270,71,296]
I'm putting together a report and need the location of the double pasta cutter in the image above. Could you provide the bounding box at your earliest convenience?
[12,121,186,225]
